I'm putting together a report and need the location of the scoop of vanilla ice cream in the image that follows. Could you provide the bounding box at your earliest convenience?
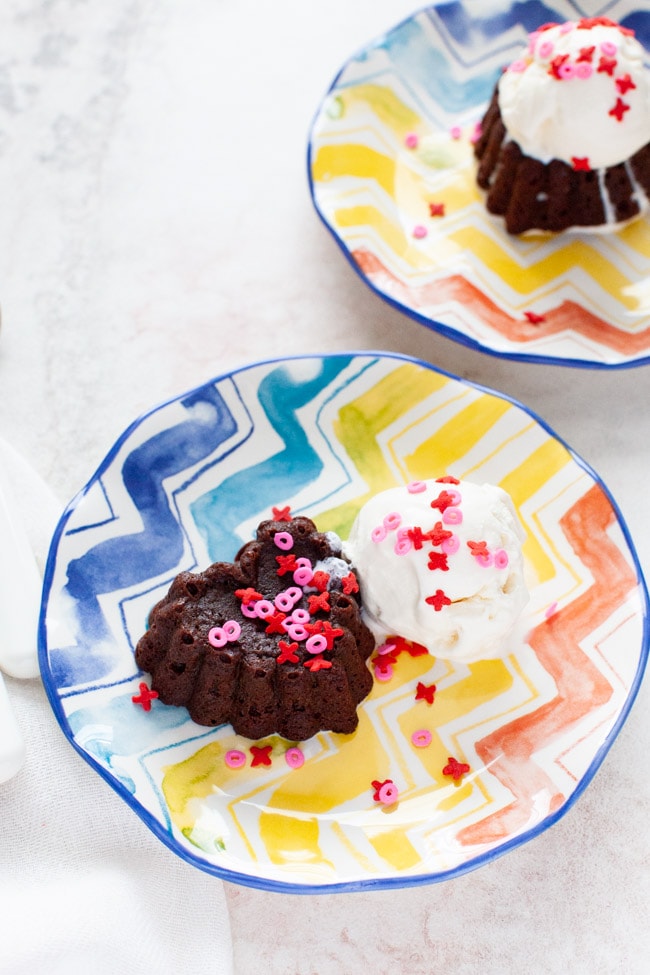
[498,19,650,169]
[344,479,529,663]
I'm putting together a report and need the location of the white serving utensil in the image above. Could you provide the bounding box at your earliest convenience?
[0,451,43,679]
[0,671,26,783]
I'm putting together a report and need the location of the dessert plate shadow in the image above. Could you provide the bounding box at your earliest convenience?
[39,352,648,892]
[308,0,650,369]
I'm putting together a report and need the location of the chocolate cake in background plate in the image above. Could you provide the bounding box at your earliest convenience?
[135,516,374,741]
[474,17,650,234]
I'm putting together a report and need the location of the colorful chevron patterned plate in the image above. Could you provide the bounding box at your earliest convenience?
[39,353,648,892]
[308,0,650,368]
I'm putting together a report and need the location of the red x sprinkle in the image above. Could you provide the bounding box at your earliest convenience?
[548,53,569,79]
[429,201,445,217]
[571,157,591,172]
[442,756,470,781]
[250,745,273,767]
[430,490,456,513]
[305,619,343,649]
[304,655,332,671]
[616,73,636,95]
[425,589,451,611]
[264,610,288,634]
[436,476,460,484]
[427,551,449,571]
[277,640,299,664]
[272,505,292,522]
[415,681,437,704]
[598,56,617,76]
[235,587,262,605]
[467,539,489,558]
[276,553,298,576]
[391,635,429,657]
[407,526,430,550]
[609,97,630,122]
[374,655,396,678]
[577,45,595,62]
[311,570,330,593]
[308,591,331,614]
[428,522,453,546]
[132,682,158,711]
[524,310,546,324]
[341,572,359,595]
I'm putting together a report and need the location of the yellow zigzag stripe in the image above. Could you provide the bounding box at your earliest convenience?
[313,144,396,197]
[449,227,637,306]
[341,83,421,134]
[317,364,450,537]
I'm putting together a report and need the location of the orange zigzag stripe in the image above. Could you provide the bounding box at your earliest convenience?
[457,484,635,846]
[351,248,650,355]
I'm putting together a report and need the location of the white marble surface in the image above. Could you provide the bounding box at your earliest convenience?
[1,1,649,972]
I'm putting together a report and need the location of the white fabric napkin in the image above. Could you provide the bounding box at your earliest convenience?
[0,437,234,975]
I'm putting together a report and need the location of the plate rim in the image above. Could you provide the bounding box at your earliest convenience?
[38,349,650,893]
[306,0,650,371]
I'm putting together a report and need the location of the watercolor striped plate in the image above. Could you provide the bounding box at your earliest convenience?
[308,0,650,368]
[39,353,648,892]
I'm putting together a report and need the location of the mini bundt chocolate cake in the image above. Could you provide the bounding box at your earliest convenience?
[474,18,650,235]
[135,517,375,740]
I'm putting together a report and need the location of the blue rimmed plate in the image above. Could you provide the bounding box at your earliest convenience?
[308,0,650,368]
[40,352,648,891]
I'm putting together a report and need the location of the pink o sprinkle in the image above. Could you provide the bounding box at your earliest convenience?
[441,534,460,555]
[223,620,241,641]
[289,607,310,624]
[394,537,413,556]
[293,566,313,586]
[404,132,419,149]
[538,41,554,58]
[545,601,558,619]
[407,481,427,493]
[469,121,482,144]
[374,661,394,682]
[558,62,576,79]
[378,781,399,805]
[295,557,312,570]
[285,747,305,769]
[285,623,308,641]
[275,590,296,612]
[411,729,432,748]
[442,507,463,525]
[600,41,617,57]
[494,549,509,569]
[371,524,387,543]
[208,626,228,648]
[273,531,294,551]
[559,21,573,34]
[508,59,528,73]
[383,511,402,532]
[575,62,593,79]
[412,225,428,239]
[225,749,246,769]
[450,124,462,139]
[240,602,258,618]
[475,552,494,568]
[306,634,328,655]
[254,599,275,619]
[377,642,396,656]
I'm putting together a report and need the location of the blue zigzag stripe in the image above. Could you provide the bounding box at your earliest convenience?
[191,357,353,560]
[51,384,238,688]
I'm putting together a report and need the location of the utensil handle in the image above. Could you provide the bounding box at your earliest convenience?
[0,671,26,782]
[0,465,42,678]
